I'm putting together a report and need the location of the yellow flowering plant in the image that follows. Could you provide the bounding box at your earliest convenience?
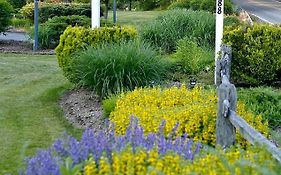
[110,86,269,146]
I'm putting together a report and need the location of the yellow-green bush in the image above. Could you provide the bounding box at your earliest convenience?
[83,147,280,175]
[110,86,269,146]
[223,24,281,85]
[55,26,137,82]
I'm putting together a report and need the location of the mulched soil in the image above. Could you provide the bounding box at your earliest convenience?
[59,88,109,132]
[0,40,55,55]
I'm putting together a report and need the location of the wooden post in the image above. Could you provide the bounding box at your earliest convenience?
[216,76,237,148]
[216,45,232,86]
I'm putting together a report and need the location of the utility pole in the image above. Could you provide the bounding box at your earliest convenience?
[215,0,224,84]
[92,0,100,29]
[33,0,39,51]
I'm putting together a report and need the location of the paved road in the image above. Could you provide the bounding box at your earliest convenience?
[232,0,281,24]
[0,32,30,42]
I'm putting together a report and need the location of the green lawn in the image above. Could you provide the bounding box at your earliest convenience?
[106,10,163,29]
[0,54,81,174]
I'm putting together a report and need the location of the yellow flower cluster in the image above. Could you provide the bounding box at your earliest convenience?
[83,147,280,175]
[110,86,269,146]
[84,149,188,175]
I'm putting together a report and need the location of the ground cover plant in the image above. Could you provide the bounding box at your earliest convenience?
[238,87,281,129]
[110,86,269,147]
[0,54,81,174]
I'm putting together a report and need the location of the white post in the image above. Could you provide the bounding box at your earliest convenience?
[215,0,224,84]
[91,0,100,29]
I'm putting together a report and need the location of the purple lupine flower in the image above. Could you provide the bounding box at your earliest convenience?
[53,139,68,157]
[68,137,81,164]
[25,150,60,175]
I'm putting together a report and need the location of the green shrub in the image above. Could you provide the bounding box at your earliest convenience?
[73,41,168,97]
[20,2,95,23]
[168,0,233,14]
[223,24,281,85]
[7,0,25,9]
[189,0,201,10]
[0,0,13,33]
[55,26,137,82]
[102,94,119,118]
[224,15,241,27]
[30,15,91,49]
[238,87,281,129]
[171,38,214,76]
[167,0,191,10]
[140,9,215,53]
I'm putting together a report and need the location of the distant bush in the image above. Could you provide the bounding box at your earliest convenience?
[0,0,13,33]
[223,24,281,85]
[140,9,215,53]
[238,87,281,129]
[171,38,214,76]
[55,26,137,83]
[73,41,168,97]
[20,2,98,23]
[30,15,91,49]
[7,0,25,9]
[168,0,233,14]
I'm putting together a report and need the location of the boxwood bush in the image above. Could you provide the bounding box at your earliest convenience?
[223,24,281,85]
[20,2,96,23]
[0,0,13,33]
[73,41,168,97]
[140,9,215,53]
[55,26,137,83]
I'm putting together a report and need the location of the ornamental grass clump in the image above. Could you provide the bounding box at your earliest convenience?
[73,41,168,98]
[23,118,201,174]
[110,86,269,146]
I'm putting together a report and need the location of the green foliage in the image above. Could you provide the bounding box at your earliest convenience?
[7,0,25,9]
[167,0,190,10]
[140,9,215,53]
[238,87,281,129]
[60,157,82,175]
[102,95,119,118]
[137,0,159,10]
[223,24,281,85]
[224,15,241,27]
[0,0,13,33]
[171,38,214,76]
[73,41,168,98]
[168,0,233,14]
[30,15,91,49]
[55,26,137,83]
[20,2,95,23]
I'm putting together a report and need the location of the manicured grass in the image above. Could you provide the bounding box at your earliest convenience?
[0,54,81,174]
[106,10,163,29]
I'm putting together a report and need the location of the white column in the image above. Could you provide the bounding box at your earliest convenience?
[215,0,224,84]
[92,0,100,29]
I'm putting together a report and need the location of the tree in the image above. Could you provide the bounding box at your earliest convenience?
[0,0,13,33]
